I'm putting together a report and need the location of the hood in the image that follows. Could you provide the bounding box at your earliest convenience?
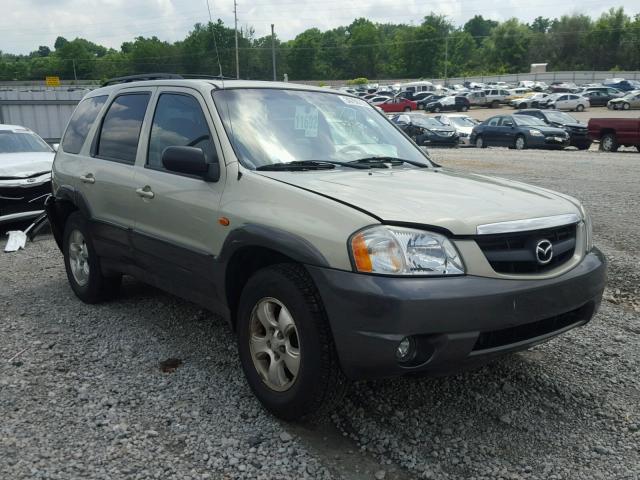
[257,167,581,235]
[0,152,54,178]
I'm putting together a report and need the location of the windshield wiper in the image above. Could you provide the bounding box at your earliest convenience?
[256,160,369,171]
[348,156,431,168]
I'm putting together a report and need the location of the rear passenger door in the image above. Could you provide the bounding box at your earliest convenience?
[79,89,154,259]
[130,87,226,309]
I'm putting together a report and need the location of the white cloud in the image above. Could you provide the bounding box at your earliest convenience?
[0,0,638,53]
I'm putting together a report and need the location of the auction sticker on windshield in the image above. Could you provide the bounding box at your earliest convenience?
[294,106,319,137]
[338,95,368,106]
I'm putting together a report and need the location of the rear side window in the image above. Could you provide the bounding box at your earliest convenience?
[147,93,215,170]
[97,93,150,163]
[62,95,108,154]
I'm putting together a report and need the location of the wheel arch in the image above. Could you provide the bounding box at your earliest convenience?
[47,186,92,251]
[218,225,330,329]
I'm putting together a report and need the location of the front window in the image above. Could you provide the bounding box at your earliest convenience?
[0,130,52,154]
[449,116,477,128]
[213,89,432,169]
[544,111,577,124]
[514,116,546,127]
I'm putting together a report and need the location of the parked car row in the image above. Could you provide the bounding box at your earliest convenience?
[386,108,639,153]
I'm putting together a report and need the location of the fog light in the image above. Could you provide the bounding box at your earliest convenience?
[396,337,413,360]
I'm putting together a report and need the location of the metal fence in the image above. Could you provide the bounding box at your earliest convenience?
[0,87,91,142]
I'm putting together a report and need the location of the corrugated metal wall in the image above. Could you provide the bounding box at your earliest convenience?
[0,88,91,142]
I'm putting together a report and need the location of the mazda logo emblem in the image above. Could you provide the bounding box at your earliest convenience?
[535,239,554,265]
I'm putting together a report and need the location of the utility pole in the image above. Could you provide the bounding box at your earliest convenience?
[444,35,448,87]
[234,0,239,79]
[72,59,77,82]
[271,24,276,81]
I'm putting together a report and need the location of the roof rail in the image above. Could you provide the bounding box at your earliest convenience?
[101,73,237,86]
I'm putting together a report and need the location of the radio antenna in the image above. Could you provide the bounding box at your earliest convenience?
[205,0,224,82]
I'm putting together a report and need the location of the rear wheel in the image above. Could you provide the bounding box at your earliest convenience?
[600,133,619,152]
[491,100,499,108]
[237,264,347,420]
[403,107,411,112]
[518,102,527,109]
[433,106,441,113]
[577,142,592,150]
[576,104,585,112]
[63,212,121,303]
[475,135,486,148]
[514,134,527,150]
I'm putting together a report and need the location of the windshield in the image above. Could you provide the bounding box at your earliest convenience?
[412,117,445,128]
[449,116,476,127]
[514,116,546,126]
[0,130,52,154]
[545,111,577,124]
[213,89,432,169]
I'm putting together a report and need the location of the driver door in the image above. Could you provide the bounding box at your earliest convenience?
[130,87,227,308]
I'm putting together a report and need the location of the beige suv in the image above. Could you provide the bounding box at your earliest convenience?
[47,75,606,420]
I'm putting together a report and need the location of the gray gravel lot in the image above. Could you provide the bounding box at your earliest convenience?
[1,147,639,479]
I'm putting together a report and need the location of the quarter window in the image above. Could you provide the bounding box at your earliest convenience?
[97,93,150,163]
[62,95,108,154]
[147,93,215,170]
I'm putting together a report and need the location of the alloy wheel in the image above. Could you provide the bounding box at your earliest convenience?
[249,298,300,392]
[515,136,526,150]
[68,230,90,286]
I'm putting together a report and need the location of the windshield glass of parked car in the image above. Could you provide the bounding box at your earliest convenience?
[213,89,432,169]
[513,116,547,127]
[412,117,446,129]
[544,112,578,124]
[449,117,476,127]
[0,131,52,154]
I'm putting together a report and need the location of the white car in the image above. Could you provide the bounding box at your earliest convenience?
[547,94,590,112]
[433,114,479,146]
[368,96,392,105]
[0,124,55,224]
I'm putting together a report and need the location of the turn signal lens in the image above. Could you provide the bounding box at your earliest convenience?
[351,232,373,272]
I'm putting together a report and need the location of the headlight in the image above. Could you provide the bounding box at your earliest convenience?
[350,226,465,275]
[529,129,544,136]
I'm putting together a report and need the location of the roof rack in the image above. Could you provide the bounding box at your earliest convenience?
[101,73,237,87]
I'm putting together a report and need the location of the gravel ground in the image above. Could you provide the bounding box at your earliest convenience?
[1,146,639,479]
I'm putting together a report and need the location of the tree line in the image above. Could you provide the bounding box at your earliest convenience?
[1,8,639,83]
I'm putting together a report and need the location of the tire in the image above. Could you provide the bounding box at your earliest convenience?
[237,264,347,421]
[63,212,121,304]
[460,105,469,112]
[491,100,499,108]
[599,133,619,152]
[475,135,486,148]
[518,103,527,109]
[622,102,630,110]
[577,142,592,151]
[403,107,411,112]
[531,101,539,108]
[434,106,441,113]
[514,134,527,150]
[576,104,585,112]
[417,104,424,110]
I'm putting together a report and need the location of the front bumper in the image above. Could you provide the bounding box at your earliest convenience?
[418,134,459,147]
[0,180,51,225]
[307,249,606,380]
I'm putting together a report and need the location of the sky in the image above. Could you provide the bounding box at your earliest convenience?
[1,0,639,54]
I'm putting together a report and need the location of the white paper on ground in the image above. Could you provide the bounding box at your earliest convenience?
[5,231,27,252]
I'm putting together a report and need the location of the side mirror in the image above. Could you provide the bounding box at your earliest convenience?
[162,146,220,182]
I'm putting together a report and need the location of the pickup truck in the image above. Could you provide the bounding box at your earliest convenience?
[587,118,640,152]
[463,91,501,108]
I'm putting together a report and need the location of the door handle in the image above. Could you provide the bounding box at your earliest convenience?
[79,173,95,184]
[136,186,155,199]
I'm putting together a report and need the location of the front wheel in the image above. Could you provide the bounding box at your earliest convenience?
[577,142,592,150]
[237,264,347,421]
[433,106,441,113]
[600,133,619,152]
[514,134,527,150]
[403,107,411,112]
[460,105,469,112]
[491,100,499,108]
[475,135,486,148]
[622,102,631,110]
[63,212,121,303]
